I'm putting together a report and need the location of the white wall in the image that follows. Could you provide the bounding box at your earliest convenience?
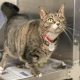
[18,0,74,17]
[0,0,17,6]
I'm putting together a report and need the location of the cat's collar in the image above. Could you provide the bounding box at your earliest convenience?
[42,34,57,51]
[42,34,57,44]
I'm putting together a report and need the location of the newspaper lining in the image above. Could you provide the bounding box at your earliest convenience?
[0,59,66,80]
[1,67,33,80]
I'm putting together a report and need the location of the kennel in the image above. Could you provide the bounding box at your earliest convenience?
[0,0,80,80]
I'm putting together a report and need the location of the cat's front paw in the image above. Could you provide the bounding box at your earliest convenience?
[0,67,4,74]
[36,73,42,77]
[32,70,42,77]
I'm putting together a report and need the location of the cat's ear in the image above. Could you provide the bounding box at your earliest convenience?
[39,7,47,20]
[58,4,64,14]
[58,4,64,17]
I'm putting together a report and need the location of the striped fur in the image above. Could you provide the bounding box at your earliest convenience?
[0,4,66,77]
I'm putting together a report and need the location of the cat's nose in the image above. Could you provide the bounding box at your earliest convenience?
[56,22,60,26]
[51,24,58,29]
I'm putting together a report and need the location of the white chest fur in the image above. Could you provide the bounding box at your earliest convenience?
[51,24,58,29]
[48,43,56,51]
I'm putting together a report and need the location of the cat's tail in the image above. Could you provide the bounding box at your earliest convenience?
[1,2,19,20]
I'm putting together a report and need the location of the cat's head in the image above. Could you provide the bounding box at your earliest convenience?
[39,5,66,43]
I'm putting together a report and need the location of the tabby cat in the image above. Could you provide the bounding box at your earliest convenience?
[0,2,66,77]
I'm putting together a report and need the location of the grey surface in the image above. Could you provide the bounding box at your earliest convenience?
[0,59,69,80]
[21,69,68,80]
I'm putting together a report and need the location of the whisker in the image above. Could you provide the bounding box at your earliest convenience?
[67,24,73,26]
[64,31,72,42]
[67,25,73,28]
[62,28,72,43]
[67,27,73,30]
[65,29,73,36]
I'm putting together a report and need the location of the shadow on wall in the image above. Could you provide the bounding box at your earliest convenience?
[52,15,73,64]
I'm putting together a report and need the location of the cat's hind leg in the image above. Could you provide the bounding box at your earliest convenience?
[18,57,30,69]
[28,63,42,77]
[0,46,10,74]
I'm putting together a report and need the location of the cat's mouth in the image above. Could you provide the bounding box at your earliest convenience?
[42,34,57,44]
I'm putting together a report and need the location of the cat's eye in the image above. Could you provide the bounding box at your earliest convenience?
[47,18,53,23]
[59,16,64,21]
